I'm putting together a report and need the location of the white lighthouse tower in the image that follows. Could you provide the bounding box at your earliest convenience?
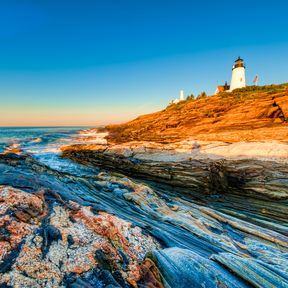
[230,57,246,91]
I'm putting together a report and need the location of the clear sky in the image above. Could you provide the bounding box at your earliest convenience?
[0,0,288,126]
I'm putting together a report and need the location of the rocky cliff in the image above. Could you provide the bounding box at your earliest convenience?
[104,84,288,143]
[61,84,288,200]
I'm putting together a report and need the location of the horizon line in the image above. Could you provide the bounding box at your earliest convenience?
[0,125,100,128]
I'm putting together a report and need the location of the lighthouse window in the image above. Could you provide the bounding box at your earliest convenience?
[240,78,243,82]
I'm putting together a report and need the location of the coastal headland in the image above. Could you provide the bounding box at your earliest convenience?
[105,84,288,144]
[59,84,288,286]
[62,84,288,200]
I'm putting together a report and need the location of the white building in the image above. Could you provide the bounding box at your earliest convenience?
[179,89,185,101]
[171,89,185,104]
[215,57,246,94]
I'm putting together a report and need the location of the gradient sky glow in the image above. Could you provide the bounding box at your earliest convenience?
[0,0,288,126]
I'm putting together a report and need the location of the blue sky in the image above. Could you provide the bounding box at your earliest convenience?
[0,0,288,126]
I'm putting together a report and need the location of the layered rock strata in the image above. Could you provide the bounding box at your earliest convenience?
[62,140,288,200]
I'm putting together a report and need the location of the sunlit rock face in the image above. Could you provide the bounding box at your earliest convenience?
[0,186,47,265]
[104,84,288,144]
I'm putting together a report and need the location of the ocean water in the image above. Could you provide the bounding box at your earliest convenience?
[0,127,98,175]
[0,127,82,149]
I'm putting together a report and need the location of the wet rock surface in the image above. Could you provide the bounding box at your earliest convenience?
[0,152,288,287]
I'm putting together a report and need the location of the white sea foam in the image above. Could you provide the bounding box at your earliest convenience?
[30,137,43,143]
[78,130,108,145]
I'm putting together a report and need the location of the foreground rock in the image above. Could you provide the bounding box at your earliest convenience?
[1,153,287,287]
[0,185,159,287]
[140,248,288,288]
[62,139,288,200]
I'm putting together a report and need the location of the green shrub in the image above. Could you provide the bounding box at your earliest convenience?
[196,91,207,100]
[186,94,195,101]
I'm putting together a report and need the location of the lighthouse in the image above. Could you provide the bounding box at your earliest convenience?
[230,57,246,91]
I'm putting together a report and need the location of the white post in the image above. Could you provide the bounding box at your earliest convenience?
[179,90,184,101]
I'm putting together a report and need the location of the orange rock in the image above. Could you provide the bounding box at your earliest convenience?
[14,210,32,223]
[72,209,132,256]
[103,84,288,144]
[136,259,164,288]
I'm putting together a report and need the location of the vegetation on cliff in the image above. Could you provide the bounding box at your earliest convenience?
[105,83,288,144]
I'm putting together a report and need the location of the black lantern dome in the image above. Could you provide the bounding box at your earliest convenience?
[232,56,245,69]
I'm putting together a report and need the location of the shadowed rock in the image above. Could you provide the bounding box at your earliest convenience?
[212,253,288,288]
[138,248,249,288]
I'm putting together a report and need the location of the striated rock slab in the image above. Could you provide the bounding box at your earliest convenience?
[138,247,288,288]
[138,248,248,288]
[212,252,288,288]
[62,140,288,200]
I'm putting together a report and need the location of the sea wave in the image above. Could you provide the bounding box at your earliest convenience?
[29,137,43,143]
[78,129,108,145]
